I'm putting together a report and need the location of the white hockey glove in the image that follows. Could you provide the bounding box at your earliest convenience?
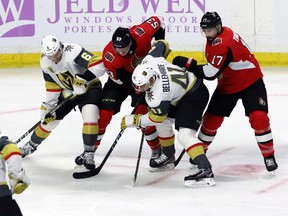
[73,74,87,95]
[9,169,30,194]
[6,154,30,194]
[40,102,56,125]
[120,114,142,129]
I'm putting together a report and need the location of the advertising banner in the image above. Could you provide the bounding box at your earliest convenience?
[0,0,287,54]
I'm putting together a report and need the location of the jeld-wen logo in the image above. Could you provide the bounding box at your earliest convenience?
[0,0,35,37]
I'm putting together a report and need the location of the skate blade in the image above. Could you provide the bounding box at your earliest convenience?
[149,163,175,172]
[184,178,216,188]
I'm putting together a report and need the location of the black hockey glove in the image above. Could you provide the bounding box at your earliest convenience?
[172,56,197,72]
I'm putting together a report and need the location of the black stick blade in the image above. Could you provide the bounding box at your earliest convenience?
[72,167,100,179]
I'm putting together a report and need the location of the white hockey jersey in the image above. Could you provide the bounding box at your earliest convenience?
[40,43,105,106]
[139,55,200,126]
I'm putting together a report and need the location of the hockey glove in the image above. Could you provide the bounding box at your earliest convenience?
[40,102,56,125]
[172,56,196,71]
[9,169,30,194]
[73,74,87,95]
[121,114,142,129]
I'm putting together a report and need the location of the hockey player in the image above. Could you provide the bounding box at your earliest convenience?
[20,34,105,170]
[0,133,30,216]
[121,40,216,187]
[89,16,166,166]
[173,12,278,172]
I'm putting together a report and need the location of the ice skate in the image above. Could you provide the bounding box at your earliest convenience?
[264,155,278,172]
[184,167,216,187]
[75,152,85,165]
[189,158,198,169]
[20,142,38,158]
[75,145,98,166]
[151,148,161,160]
[83,151,96,170]
[149,152,175,172]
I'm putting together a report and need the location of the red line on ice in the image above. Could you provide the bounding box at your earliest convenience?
[0,108,38,115]
[256,178,288,194]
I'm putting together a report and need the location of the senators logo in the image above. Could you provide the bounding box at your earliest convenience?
[104,52,115,62]
[212,38,222,46]
[134,27,145,36]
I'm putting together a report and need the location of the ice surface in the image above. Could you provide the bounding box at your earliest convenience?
[0,67,287,216]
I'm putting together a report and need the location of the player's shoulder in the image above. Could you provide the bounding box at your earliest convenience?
[102,42,122,67]
[103,41,114,55]
[208,27,233,49]
[130,16,161,39]
[219,27,235,42]
[62,43,82,59]
[143,55,166,69]
[40,55,52,70]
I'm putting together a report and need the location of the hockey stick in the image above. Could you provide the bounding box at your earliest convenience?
[15,94,74,144]
[174,149,185,167]
[131,130,145,186]
[73,94,145,179]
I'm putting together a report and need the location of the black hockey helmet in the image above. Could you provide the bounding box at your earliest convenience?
[200,12,222,29]
[112,27,131,48]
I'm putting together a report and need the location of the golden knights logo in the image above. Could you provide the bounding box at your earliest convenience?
[64,45,74,52]
[146,91,154,102]
[57,72,74,90]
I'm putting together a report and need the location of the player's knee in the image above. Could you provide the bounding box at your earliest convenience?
[202,112,224,131]
[177,128,199,149]
[249,110,270,130]
[156,118,174,137]
[82,104,100,122]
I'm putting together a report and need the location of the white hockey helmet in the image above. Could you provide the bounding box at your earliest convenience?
[132,64,157,92]
[41,34,62,57]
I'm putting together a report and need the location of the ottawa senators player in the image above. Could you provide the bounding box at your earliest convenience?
[97,16,166,166]
[173,12,278,172]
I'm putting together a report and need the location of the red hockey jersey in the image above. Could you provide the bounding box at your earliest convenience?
[102,16,162,87]
[204,26,263,94]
